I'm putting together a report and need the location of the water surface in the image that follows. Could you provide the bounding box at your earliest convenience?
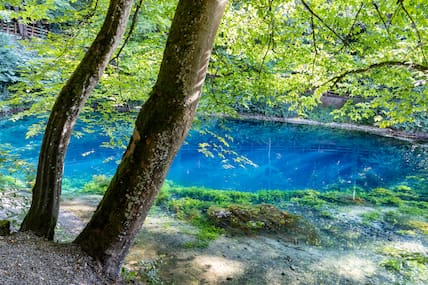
[0,117,426,192]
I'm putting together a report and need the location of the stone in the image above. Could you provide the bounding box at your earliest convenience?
[207,204,297,234]
[207,204,320,244]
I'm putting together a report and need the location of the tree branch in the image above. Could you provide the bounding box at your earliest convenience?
[372,1,392,42]
[321,60,428,87]
[111,0,142,63]
[78,0,100,25]
[398,0,427,65]
[310,15,318,75]
[258,0,275,75]
[300,0,345,43]
[340,2,364,50]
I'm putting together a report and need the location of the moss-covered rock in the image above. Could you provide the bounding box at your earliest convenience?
[207,204,320,244]
[207,204,296,234]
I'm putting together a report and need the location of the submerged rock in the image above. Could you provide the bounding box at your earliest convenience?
[207,204,319,243]
[208,204,296,234]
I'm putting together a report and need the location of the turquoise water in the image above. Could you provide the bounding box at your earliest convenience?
[0,117,427,192]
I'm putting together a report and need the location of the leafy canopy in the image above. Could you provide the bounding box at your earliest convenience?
[0,0,426,132]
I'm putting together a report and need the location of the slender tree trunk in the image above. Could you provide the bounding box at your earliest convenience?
[20,0,133,240]
[75,0,228,279]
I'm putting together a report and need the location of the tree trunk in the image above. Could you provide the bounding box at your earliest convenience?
[74,0,228,279]
[20,0,133,240]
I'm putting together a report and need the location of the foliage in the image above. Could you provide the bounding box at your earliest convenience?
[2,0,175,133]
[0,143,35,189]
[81,175,110,194]
[0,33,22,91]
[203,0,428,129]
[2,0,427,137]
[290,190,326,209]
[360,210,381,225]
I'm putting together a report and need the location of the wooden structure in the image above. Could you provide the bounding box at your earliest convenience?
[0,20,49,39]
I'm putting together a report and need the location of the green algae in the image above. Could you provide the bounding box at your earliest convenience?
[76,175,428,247]
[380,245,428,282]
[81,175,110,194]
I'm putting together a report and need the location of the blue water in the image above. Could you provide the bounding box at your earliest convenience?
[0,117,427,192]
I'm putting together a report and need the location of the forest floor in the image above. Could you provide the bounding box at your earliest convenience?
[1,190,427,284]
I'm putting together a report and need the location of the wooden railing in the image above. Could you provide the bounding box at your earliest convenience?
[0,20,49,39]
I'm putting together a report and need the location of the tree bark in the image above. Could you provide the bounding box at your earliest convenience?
[74,0,228,279]
[20,0,133,240]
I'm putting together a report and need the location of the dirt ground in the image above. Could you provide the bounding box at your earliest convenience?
[58,195,427,285]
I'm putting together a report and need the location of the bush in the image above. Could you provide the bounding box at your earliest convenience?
[0,34,23,91]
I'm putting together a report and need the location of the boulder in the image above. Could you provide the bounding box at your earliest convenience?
[207,204,297,234]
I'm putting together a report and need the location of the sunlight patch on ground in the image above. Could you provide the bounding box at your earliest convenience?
[313,254,376,282]
[192,255,245,282]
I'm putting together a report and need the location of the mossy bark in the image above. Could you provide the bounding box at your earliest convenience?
[20,0,133,240]
[74,0,228,280]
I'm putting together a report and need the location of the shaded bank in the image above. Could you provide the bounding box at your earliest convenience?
[237,114,428,145]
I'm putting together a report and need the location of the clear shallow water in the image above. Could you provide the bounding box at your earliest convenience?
[0,117,427,192]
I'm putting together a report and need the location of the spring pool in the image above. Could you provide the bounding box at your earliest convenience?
[0,117,426,192]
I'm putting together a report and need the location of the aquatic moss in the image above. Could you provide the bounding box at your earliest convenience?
[290,190,326,209]
[182,221,223,248]
[393,185,420,201]
[360,210,381,225]
[167,198,212,220]
[154,186,171,206]
[153,182,427,247]
[256,190,297,204]
[398,201,428,219]
[158,185,332,208]
[380,246,428,282]
[0,175,26,189]
[321,190,367,205]
[165,197,223,248]
[319,210,334,218]
[81,175,110,194]
[383,210,410,227]
[366,188,403,206]
[408,220,428,234]
[381,258,402,273]
[169,187,254,204]
[161,187,324,246]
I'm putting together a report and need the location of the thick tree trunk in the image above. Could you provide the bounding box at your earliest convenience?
[74,0,228,279]
[20,0,133,240]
